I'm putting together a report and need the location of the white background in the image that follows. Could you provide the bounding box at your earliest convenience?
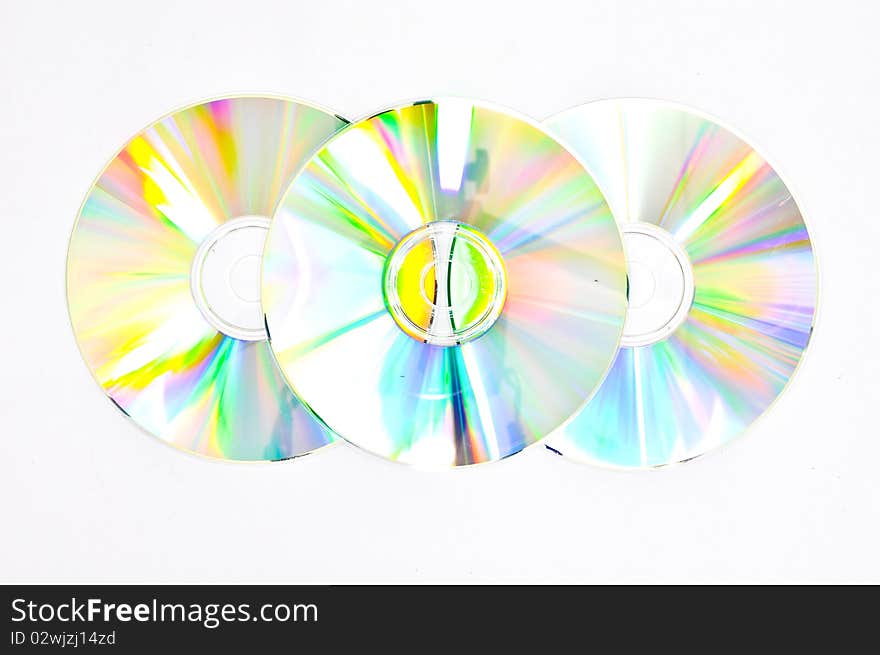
[1,0,877,583]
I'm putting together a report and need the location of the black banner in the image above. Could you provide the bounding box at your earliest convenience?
[1,585,873,650]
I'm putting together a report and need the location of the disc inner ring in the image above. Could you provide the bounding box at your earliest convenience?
[191,216,271,341]
[383,220,508,346]
[621,222,695,348]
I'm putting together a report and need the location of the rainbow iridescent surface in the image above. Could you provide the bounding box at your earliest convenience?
[544,99,818,468]
[263,99,627,467]
[67,96,346,461]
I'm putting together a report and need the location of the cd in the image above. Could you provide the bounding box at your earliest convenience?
[262,98,627,467]
[67,95,347,461]
[544,99,818,468]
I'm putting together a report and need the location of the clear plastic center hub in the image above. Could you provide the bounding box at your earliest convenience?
[620,222,695,348]
[190,216,271,341]
[383,221,508,346]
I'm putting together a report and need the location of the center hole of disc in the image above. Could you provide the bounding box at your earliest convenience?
[190,216,271,342]
[626,260,656,308]
[419,261,476,308]
[384,221,507,347]
[620,223,695,348]
[229,255,262,303]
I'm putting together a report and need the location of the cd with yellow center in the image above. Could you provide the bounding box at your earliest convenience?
[544,99,818,469]
[67,95,347,461]
[262,99,627,467]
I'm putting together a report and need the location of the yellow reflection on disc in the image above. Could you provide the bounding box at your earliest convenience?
[263,99,627,467]
[67,95,347,461]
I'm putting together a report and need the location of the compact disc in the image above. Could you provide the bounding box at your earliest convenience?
[262,98,627,467]
[544,99,818,468]
[67,95,347,461]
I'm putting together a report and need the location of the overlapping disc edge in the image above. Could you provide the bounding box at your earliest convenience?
[66,94,348,462]
[262,98,628,467]
[543,98,819,469]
